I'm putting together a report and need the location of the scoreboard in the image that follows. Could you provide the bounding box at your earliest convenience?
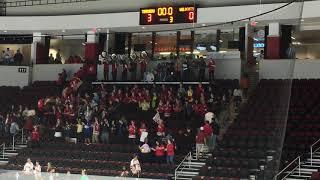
[140,6,197,25]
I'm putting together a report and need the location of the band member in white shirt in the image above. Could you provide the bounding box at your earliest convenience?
[34,161,42,180]
[130,154,141,178]
[23,158,34,175]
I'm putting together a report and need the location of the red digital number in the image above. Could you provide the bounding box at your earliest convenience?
[147,14,152,23]
[188,11,194,21]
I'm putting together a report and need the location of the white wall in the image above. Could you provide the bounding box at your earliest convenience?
[215,59,241,79]
[259,59,320,79]
[0,2,307,31]
[0,66,29,87]
[32,64,83,82]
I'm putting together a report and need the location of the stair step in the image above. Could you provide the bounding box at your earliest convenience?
[175,177,192,180]
[176,171,199,175]
[285,178,307,180]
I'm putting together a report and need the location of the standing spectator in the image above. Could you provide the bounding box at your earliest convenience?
[92,117,100,143]
[64,121,71,142]
[199,57,206,81]
[152,141,165,164]
[4,48,13,65]
[233,87,242,110]
[128,121,137,144]
[55,49,62,64]
[156,119,165,137]
[203,121,213,150]
[208,59,216,81]
[139,140,151,163]
[129,61,137,81]
[138,122,148,144]
[84,121,92,144]
[48,54,55,64]
[286,44,296,59]
[140,60,147,80]
[14,49,23,65]
[10,120,19,139]
[76,119,84,143]
[195,127,206,160]
[100,118,110,144]
[166,139,175,165]
[31,126,40,147]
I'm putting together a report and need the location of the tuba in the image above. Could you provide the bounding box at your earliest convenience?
[130,51,138,63]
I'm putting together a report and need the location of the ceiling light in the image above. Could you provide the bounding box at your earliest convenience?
[62,30,66,33]
[97,28,101,31]
[291,36,296,40]
[82,43,86,46]
[142,26,146,29]
[300,19,304,22]
[202,24,206,26]
[219,40,223,43]
[3,30,7,33]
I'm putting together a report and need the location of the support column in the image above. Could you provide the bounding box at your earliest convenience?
[151,32,156,60]
[176,31,181,58]
[266,22,280,59]
[280,25,292,59]
[245,23,254,65]
[216,29,221,52]
[84,31,98,80]
[85,31,98,63]
[31,32,46,64]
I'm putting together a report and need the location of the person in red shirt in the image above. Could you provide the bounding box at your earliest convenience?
[192,100,201,116]
[157,119,165,137]
[157,100,165,114]
[203,121,213,149]
[115,89,123,102]
[195,83,205,99]
[195,127,206,159]
[198,102,208,117]
[152,141,165,164]
[31,126,40,148]
[138,122,147,144]
[166,139,175,165]
[37,98,44,112]
[122,92,131,105]
[163,101,172,120]
[173,99,183,113]
[208,59,216,81]
[128,121,136,144]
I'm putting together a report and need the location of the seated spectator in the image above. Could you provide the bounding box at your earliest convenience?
[120,166,129,177]
[23,158,34,175]
[130,154,141,178]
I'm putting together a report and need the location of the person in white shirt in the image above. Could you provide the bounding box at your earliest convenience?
[130,155,141,178]
[23,158,34,175]
[233,88,242,109]
[34,161,42,180]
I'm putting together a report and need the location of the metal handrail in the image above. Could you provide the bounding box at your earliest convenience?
[0,143,5,159]
[12,128,25,151]
[174,151,191,180]
[310,138,320,166]
[274,156,301,180]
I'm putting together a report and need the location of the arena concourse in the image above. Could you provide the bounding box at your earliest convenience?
[0,0,320,179]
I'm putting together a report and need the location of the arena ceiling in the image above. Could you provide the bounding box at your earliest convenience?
[5,0,308,16]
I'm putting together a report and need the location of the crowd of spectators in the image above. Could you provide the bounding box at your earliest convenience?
[48,49,83,64]
[0,48,24,65]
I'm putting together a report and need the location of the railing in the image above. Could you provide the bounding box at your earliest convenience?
[274,156,301,180]
[310,139,320,166]
[0,143,5,159]
[174,151,191,180]
[12,128,25,151]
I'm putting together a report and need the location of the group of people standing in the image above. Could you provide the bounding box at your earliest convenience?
[0,48,24,65]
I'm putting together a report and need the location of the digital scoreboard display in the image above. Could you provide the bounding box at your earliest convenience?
[140,6,197,25]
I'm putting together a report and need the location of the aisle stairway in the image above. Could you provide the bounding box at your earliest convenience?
[175,145,212,180]
[283,152,320,180]
[0,132,27,165]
